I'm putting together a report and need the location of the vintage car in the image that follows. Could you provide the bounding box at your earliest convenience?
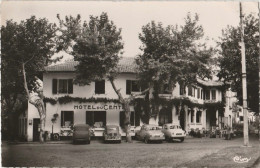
[136,124,165,143]
[72,124,91,144]
[103,125,121,143]
[161,123,186,142]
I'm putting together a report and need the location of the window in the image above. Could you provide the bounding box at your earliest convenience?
[24,119,27,135]
[61,111,74,127]
[159,84,171,94]
[211,90,216,100]
[188,86,193,96]
[86,111,106,127]
[205,90,210,100]
[180,84,185,95]
[240,116,244,121]
[131,81,139,92]
[24,118,27,135]
[53,79,73,94]
[196,111,202,123]
[197,88,200,99]
[95,80,105,94]
[201,89,204,99]
[120,111,140,127]
[193,88,196,97]
[191,110,194,123]
[126,80,142,94]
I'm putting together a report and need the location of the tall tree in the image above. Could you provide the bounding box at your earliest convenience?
[217,14,259,113]
[57,13,148,142]
[1,22,27,139]
[1,16,59,142]
[137,13,214,117]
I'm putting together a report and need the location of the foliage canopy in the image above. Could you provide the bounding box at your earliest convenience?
[217,14,259,112]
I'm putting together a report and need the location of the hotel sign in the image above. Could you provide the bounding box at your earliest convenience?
[74,104,122,110]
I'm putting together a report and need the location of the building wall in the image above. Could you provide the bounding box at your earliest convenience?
[24,71,227,141]
[27,102,40,141]
[43,72,138,99]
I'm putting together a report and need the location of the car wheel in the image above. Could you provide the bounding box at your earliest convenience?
[118,140,121,143]
[166,137,172,142]
[180,137,184,142]
[144,137,149,144]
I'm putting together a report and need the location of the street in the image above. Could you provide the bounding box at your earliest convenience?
[2,135,260,167]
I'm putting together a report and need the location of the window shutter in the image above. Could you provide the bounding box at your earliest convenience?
[120,111,125,127]
[126,80,131,95]
[101,80,105,94]
[52,79,57,94]
[61,111,64,126]
[68,79,73,94]
[71,111,74,125]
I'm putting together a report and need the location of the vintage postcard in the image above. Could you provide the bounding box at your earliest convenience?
[1,1,259,167]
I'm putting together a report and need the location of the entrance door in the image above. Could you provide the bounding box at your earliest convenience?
[159,108,172,126]
[206,109,216,130]
[179,109,185,130]
[33,118,40,141]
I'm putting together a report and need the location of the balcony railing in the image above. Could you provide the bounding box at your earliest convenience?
[204,99,219,103]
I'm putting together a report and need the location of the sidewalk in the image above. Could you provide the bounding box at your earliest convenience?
[3,140,72,144]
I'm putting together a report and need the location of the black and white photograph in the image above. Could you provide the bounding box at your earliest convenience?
[1,1,260,167]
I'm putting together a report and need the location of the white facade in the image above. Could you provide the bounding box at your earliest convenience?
[24,58,229,141]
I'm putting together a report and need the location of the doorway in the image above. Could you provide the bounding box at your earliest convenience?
[159,107,172,126]
[179,108,185,130]
[33,118,40,141]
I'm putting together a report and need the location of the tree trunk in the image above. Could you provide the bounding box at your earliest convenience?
[22,63,46,142]
[40,116,45,142]
[123,101,132,143]
[109,78,132,142]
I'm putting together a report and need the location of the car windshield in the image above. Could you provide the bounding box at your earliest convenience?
[169,125,181,129]
[148,126,161,130]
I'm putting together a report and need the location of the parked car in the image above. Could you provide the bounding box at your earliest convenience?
[103,125,121,143]
[161,124,186,142]
[72,124,91,144]
[136,124,165,143]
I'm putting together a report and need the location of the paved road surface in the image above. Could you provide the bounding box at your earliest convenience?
[2,136,259,167]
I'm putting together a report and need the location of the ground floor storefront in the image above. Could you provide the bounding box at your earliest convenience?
[23,100,230,141]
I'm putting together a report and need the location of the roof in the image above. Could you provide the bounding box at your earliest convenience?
[44,57,137,73]
[45,59,77,72]
[44,57,222,87]
[197,78,223,87]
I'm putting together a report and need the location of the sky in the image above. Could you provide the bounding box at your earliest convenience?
[1,1,259,59]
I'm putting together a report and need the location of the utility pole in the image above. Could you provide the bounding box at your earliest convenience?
[258,2,260,141]
[239,2,249,146]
